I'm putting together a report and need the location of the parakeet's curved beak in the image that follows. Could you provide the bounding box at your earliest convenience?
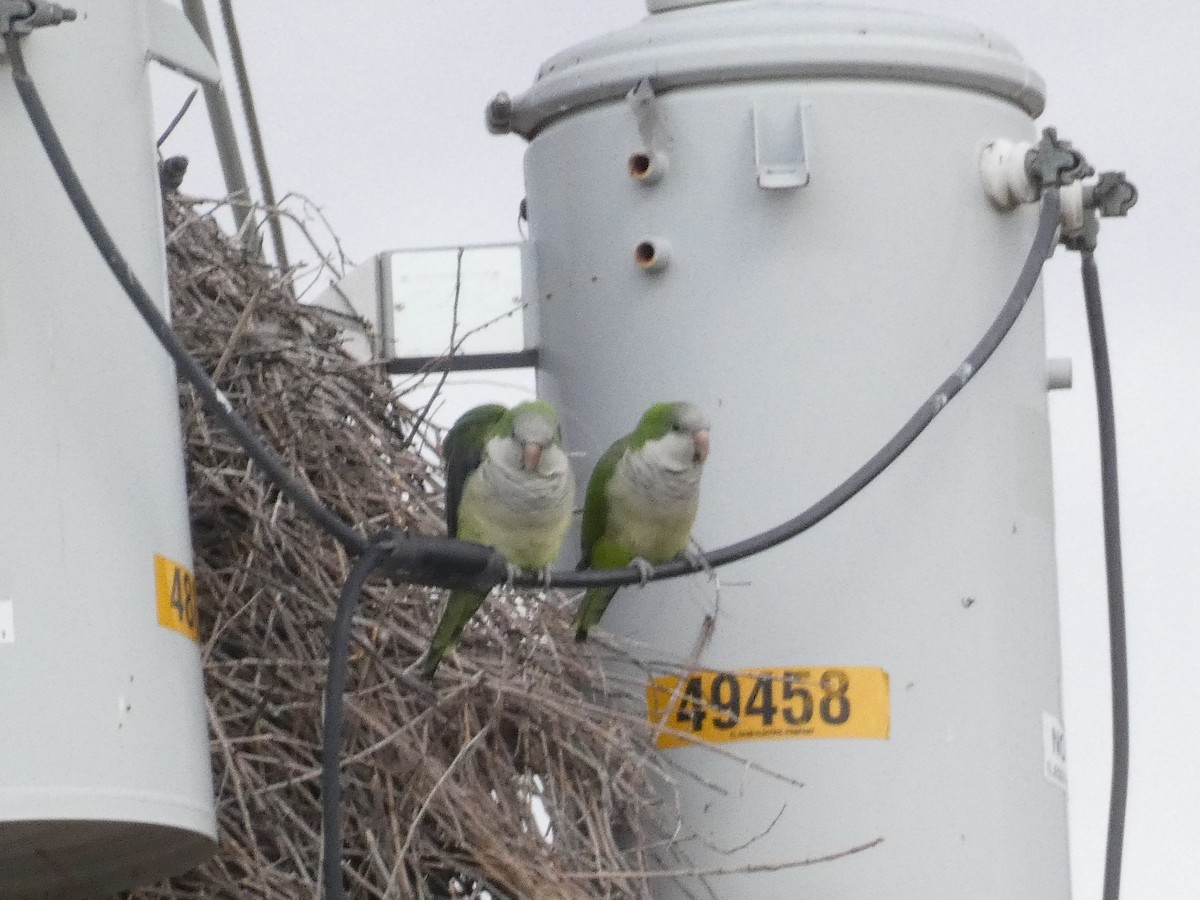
[692,429,710,464]
[522,442,545,471]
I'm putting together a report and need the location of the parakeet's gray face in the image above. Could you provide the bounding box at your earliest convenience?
[510,409,561,473]
[671,402,710,464]
[649,402,711,472]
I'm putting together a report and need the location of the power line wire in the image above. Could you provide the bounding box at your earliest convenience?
[512,190,1062,589]
[1082,250,1129,900]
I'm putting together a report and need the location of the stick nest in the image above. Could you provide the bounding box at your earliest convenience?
[116,197,689,900]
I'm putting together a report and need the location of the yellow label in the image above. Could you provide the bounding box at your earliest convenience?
[154,554,199,642]
[647,666,889,749]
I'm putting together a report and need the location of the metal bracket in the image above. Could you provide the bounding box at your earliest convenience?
[752,98,810,190]
[146,0,220,85]
[384,349,539,375]
[627,78,664,155]
[0,0,74,36]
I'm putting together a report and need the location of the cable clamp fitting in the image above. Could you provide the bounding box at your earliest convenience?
[0,1,75,35]
[981,127,1137,251]
[981,127,1093,210]
[1061,171,1139,252]
[371,529,509,594]
[1025,127,1093,192]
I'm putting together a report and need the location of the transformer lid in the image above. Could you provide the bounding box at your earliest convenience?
[502,1,1045,137]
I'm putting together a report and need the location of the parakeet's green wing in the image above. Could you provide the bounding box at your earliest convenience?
[575,436,632,641]
[443,404,507,538]
[573,538,634,640]
[579,436,628,566]
[422,589,486,678]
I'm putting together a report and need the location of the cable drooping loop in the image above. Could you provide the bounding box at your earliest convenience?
[5,25,1060,592]
[1082,250,1129,900]
[4,33,369,557]
[512,188,1063,588]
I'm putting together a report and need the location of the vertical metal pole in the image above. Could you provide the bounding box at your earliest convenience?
[217,0,289,277]
[377,252,395,359]
[179,0,254,238]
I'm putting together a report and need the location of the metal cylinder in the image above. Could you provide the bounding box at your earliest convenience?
[504,2,1069,897]
[0,4,216,897]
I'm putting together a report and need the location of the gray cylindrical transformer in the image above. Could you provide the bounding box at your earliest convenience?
[499,2,1070,897]
[0,3,216,897]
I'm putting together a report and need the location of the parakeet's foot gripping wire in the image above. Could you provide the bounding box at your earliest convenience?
[7,22,1126,900]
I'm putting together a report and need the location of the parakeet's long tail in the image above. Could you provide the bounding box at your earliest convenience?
[573,586,618,642]
[422,589,486,678]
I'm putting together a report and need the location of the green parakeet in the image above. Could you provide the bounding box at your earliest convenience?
[573,402,711,641]
[422,401,575,677]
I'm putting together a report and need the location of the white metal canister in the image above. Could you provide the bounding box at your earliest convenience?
[496,2,1069,897]
[0,3,219,896]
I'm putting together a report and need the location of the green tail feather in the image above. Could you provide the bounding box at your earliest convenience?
[422,590,486,678]
[573,586,618,642]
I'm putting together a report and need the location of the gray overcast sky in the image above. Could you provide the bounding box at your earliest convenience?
[152,3,1197,897]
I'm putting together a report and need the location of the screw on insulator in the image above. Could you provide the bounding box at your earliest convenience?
[1088,171,1138,217]
[1025,127,1093,190]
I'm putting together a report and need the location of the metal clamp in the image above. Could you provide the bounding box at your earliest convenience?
[1088,171,1138,218]
[981,126,1136,252]
[0,0,75,36]
[1026,127,1093,190]
[983,127,1091,210]
[1061,172,1138,252]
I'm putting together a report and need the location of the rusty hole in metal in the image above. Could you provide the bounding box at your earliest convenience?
[628,152,652,180]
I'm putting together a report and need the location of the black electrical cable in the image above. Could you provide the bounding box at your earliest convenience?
[1081,250,1129,900]
[3,33,369,557]
[321,537,392,900]
[511,188,1064,589]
